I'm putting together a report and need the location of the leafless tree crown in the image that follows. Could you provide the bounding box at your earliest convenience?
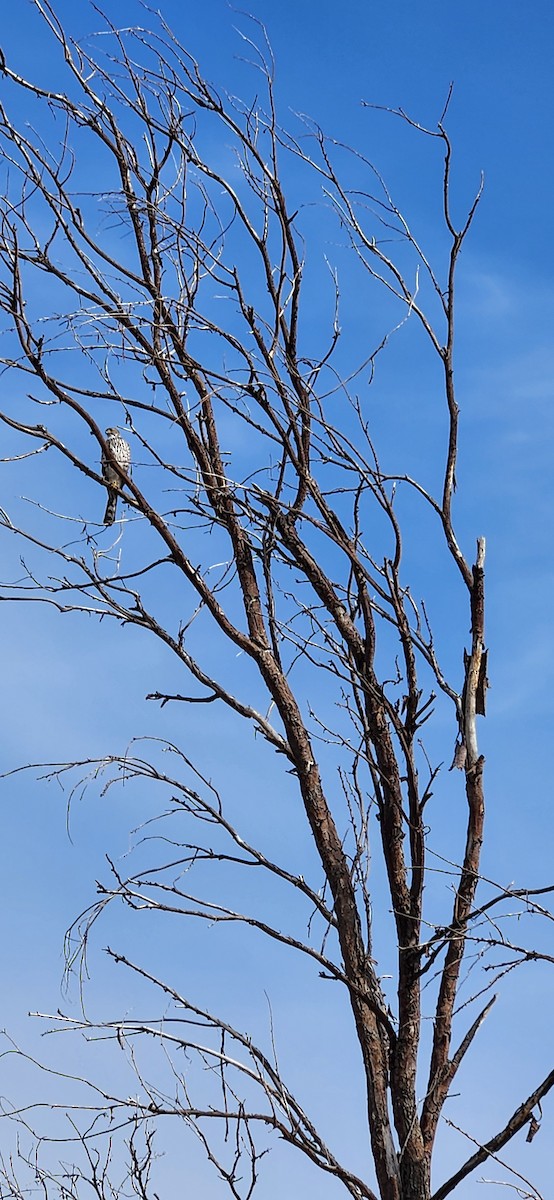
[0,6,552,1200]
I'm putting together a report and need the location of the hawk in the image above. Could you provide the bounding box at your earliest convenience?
[101,427,131,525]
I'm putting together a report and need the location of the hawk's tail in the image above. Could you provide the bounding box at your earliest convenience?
[103,491,118,525]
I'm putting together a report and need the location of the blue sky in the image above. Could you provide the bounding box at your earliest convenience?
[0,2,553,1198]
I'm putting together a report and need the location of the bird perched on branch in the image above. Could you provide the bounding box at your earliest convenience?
[101,427,131,525]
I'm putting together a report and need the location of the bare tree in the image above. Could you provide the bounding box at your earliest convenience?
[0,5,552,1200]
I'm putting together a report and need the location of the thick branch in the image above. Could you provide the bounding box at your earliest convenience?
[432,1067,554,1200]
